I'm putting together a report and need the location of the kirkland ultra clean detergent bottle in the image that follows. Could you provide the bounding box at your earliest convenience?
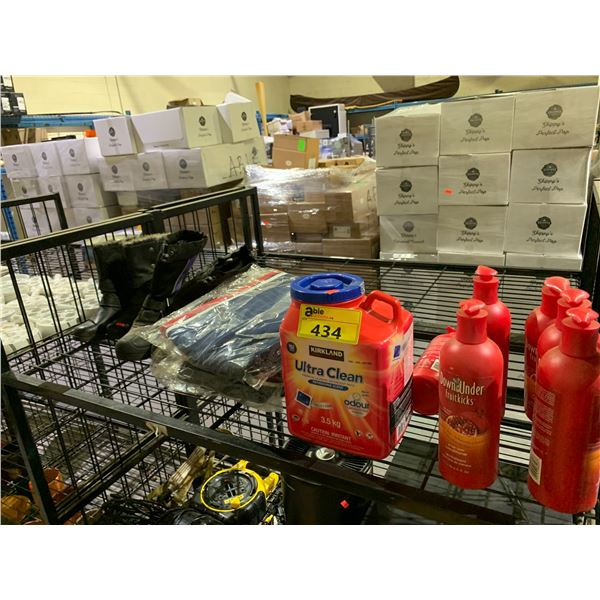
[280,273,414,460]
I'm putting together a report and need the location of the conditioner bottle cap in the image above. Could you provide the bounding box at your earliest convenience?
[456,299,488,344]
[540,276,571,317]
[556,289,591,332]
[561,307,600,358]
[473,265,499,304]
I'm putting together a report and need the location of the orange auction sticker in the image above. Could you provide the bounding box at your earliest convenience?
[444,188,453,195]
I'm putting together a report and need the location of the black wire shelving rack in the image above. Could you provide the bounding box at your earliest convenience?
[1,185,599,525]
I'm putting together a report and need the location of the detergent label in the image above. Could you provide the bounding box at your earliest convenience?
[297,304,362,345]
[282,320,412,459]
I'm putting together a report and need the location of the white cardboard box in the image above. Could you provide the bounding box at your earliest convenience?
[18,204,62,236]
[376,166,438,215]
[505,252,583,271]
[438,250,505,268]
[437,205,507,253]
[132,106,222,151]
[438,153,511,206]
[375,103,441,168]
[65,174,118,208]
[94,116,142,156]
[512,86,600,149]
[133,152,168,190]
[240,137,268,166]
[67,205,121,226]
[217,93,260,143]
[37,176,71,208]
[379,214,438,253]
[116,192,139,208]
[163,141,258,189]
[29,142,63,177]
[440,95,515,155]
[509,148,591,204]
[56,137,102,174]
[504,203,586,256]
[9,177,40,199]
[1,145,37,178]
[98,156,136,191]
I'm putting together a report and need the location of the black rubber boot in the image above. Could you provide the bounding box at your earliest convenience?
[105,235,166,341]
[115,231,207,360]
[72,240,127,342]
[169,244,255,313]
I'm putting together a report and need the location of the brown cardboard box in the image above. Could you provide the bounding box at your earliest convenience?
[231,193,288,219]
[293,232,324,243]
[324,183,371,224]
[327,221,377,239]
[272,135,320,169]
[288,202,328,234]
[260,212,291,242]
[289,111,309,123]
[294,242,323,255]
[295,120,323,132]
[322,234,380,259]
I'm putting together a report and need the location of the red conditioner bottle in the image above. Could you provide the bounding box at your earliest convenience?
[412,328,455,416]
[438,299,504,490]
[529,306,600,514]
[523,276,570,420]
[472,266,511,413]
[537,288,590,362]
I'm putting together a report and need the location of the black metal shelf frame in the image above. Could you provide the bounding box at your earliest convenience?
[1,185,599,525]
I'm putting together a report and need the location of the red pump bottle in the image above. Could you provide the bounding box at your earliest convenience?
[523,276,571,420]
[438,299,504,490]
[537,288,590,362]
[529,306,600,514]
[472,266,511,412]
[412,327,455,416]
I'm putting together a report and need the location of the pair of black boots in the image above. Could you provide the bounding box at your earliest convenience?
[73,231,255,362]
[73,231,207,360]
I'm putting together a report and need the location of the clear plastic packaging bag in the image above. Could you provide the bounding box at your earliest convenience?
[140,265,294,409]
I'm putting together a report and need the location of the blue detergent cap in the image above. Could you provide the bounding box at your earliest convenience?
[290,273,365,304]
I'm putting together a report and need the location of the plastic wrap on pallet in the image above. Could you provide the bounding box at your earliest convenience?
[140,265,294,409]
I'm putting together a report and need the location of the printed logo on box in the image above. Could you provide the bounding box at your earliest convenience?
[468,113,483,128]
[77,183,84,192]
[21,186,27,194]
[541,163,558,177]
[179,159,188,170]
[11,154,17,163]
[48,184,54,193]
[536,216,552,230]
[69,148,75,158]
[108,126,116,137]
[466,167,480,181]
[199,116,206,127]
[241,111,247,122]
[464,217,478,230]
[111,165,118,174]
[399,180,412,193]
[399,128,413,142]
[41,151,48,161]
[403,220,415,232]
[142,162,150,172]
[546,104,563,120]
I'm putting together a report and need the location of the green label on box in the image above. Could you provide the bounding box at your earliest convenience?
[297,138,306,152]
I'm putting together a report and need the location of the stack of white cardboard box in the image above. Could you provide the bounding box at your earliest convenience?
[376,103,441,263]
[375,85,599,269]
[504,86,599,269]
[94,92,266,215]
[2,136,118,233]
[1,93,267,237]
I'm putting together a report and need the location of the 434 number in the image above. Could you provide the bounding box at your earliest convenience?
[310,324,342,340]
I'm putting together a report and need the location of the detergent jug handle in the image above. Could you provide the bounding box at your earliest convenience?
[362,290,403,324]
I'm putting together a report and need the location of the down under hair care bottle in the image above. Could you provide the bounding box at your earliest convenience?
[529,306,600,514]
[523,276,571,420]
[472,265,511,414]
[438,299,504,490]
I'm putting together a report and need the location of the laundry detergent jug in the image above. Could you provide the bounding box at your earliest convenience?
[280,273,413,459]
